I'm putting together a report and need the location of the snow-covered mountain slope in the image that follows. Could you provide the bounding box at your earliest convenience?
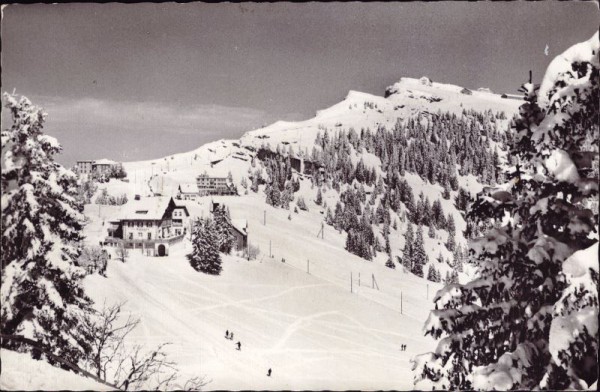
[83,195,442,390]
[101,77,519,282]
[239,76,522,155]
[0,349,111,391]
[81,76,525,389]
[118,76,522,181]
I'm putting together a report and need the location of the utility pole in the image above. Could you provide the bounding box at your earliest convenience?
[269,240,272,258]
[350,272,353,293]
[401,291,403,314]
[359,272,361,287]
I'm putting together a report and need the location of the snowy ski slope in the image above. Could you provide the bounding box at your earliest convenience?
[18,76,523,390]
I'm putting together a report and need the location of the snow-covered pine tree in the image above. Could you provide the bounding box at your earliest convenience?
[447,214,456,236]
[413,32,599,390]
[426,265,437,282]
[445,232,456,252]
[188,217,222,275]
[1,93,94,366]
[315,187,323,205]
[402,223,414,271]
[385,233,395,270]
[212,205,234,254]
[428,224,435,239]
[411,225,427,277]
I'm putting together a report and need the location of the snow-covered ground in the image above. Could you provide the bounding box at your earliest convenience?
[2,76,526,390]
[82,191,442,390]
[0,349,111,391]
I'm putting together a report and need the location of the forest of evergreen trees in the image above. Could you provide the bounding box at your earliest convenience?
[254,108,508,265]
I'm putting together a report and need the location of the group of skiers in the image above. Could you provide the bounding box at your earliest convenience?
[225,330,272,377]
[400,344,407,351]
[225,330,241,350]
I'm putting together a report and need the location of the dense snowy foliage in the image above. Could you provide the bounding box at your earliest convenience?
[212,204,235,254]
[1,94,94,366]
[188,217,223,275]
[413,33,599,390]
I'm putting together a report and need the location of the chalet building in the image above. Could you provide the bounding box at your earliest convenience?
[103,197,189,257]
[196,174,236,196]
[75,160,95,176]
[75,159,120,178]
[93,159,119,176]
[177,184,200,201]
[230,219,248,251]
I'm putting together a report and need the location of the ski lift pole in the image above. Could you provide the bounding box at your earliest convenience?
[372,273,379,290]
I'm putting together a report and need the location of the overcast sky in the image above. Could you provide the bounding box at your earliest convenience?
[2,2,598,166]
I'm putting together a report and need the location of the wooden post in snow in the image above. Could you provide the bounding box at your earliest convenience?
[372,273,379,290]
[401,291,403,315]
[350,272,353,293]
[359,272,361,287]
[307,259,309,274]
[269,240,272,258]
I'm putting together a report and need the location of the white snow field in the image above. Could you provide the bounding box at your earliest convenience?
[83,192,443,390]
[0,349,111,391]
[2,77,525,390]
[71,78,524,389]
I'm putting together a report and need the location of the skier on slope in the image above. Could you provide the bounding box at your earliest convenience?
[225,330,229,339]
[236,341,241,351]
[267,368,272,377]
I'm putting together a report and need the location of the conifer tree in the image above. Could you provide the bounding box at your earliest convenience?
[188,217,222,275]
[426,265,438,282]
[414,34,599,390]
[428,224,436,239]
[212,205,234,254]
[1,93,94,365]
[445,232,456,252]
[402,223,414,271]
[447,214,456,237]
[411,225,427,277]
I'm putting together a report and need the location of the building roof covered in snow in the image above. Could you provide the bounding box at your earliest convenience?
[94,158,118,165]
[231,219,248,235]
[119,197,188,221]
[179,183,199,194]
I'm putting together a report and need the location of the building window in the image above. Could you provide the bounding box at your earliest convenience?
[148,232,152,240]
[129,233,133,240]
[138,232,143,238]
